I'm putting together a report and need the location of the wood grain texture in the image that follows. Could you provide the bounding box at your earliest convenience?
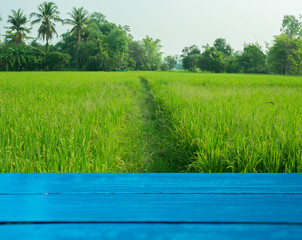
[0,194,301,223]
[1,174,300,239]
[1,224,302,240]
[0,174,301,194]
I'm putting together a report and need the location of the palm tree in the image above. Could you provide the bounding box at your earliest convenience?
[30,1,63,53]
[5,9,31,45]
[0,14,2,38]
[65,7,90,69]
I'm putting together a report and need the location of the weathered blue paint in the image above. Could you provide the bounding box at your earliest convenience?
[0,174,301,194]
[0,194,302,223]
[0,174,301,239]
[1,224,302,240]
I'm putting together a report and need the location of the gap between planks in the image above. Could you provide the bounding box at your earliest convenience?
[0,192,302,195]
[1,221,302,225]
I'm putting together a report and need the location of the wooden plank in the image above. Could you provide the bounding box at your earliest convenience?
[0,194,301,223]
[1,224,302,240]
[0,174,301,194]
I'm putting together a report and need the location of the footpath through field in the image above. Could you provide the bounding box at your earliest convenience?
[0,72,301,173]
[138,77,195,172]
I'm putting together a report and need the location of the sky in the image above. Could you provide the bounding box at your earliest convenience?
[0,0,302,56]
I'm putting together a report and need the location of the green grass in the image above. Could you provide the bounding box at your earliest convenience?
[0,72,301,173]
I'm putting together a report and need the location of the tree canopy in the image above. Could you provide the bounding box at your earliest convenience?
[5,9,31,45]
[1,5,302,75]
[30,1,63,53]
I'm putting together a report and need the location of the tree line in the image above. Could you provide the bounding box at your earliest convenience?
[182,15,302,75]
[0,1,168,71]
[0,2,302,75]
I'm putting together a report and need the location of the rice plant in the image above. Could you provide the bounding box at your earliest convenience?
[0,71,301,173]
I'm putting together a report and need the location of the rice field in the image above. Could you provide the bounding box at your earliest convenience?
[0,72,301,173]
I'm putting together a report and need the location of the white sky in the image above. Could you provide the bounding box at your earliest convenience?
[0,0,302,55]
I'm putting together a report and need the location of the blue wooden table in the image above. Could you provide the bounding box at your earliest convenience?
[0,174,301,239]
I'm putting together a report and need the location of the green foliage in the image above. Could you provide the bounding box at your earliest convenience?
[281,15,302,39]
[65,7,90,44]
[45,51,71,71]
[55,32,77,55]
[239,43,266,73]
[65,7,90,69]
[182,41,231,73]
[142,36,163,70]
[160,62,169,71]
[0,44,27,71]
[288,47,302,75]
[181,45,202,71]
[181,45,201,57]
[225,51,242,73]
[89,12,108,29]
[59,11,135,71]
[213,38,233,57]
[105,26,129,70]
[23,46,45,70]
[76,40,108,71]
[127,37,163,71]
[2,8,302,74]
[200,46,225,73]
[128,41,147,70]
[267,34,302,75]
[182,54,201,71]
[5,9,31,45]
[30,1,63,53]
[164,55,177,70]
[269,15,302,75]
[0,43,45,71]
[86,52,110,71]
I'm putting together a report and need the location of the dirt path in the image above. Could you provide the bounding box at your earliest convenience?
[139,77,192,172]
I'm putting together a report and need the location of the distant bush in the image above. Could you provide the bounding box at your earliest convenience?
[45,52,71,71]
